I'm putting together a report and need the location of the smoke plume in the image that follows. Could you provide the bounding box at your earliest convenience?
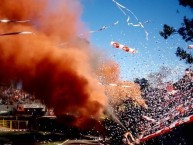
[0,0,107,127]
[96,60,146,107]
[96,60,120,84]
[147,66,172,88]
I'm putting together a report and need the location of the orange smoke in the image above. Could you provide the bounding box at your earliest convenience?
[105,81,146,107]
[96,60,120,84]
[0,0,107,127]
[96,60,146,107]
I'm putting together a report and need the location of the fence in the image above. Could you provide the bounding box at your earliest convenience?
[0,119,28,130]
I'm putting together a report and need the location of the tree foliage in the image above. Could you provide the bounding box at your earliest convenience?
[134,78,149,90]
[179,0,193,9]
[160,17,193,42]
[159,0,193,64]
[160,24,176,39]
[178,17,193,42]
[176,47,193,63]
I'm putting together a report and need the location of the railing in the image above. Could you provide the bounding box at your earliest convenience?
[0,119,28,130]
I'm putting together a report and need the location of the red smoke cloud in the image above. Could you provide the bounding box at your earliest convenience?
[96,60,120,84]
[96,60,146,107]
[0,0,107,127]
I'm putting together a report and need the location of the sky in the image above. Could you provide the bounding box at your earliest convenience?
[79,0,193,82]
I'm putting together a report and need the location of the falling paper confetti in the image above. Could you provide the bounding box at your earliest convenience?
[112,0,149,40]
[0,19,30,23]
[0,31,33,36]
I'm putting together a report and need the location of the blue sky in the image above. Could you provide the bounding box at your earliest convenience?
[80,0,193,82]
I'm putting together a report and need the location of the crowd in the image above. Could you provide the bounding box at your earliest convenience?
[104,68,193,144]
[0,86,32,105]
[1,69,193,144]
[0,85,45,114]
[140,69,193,136]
